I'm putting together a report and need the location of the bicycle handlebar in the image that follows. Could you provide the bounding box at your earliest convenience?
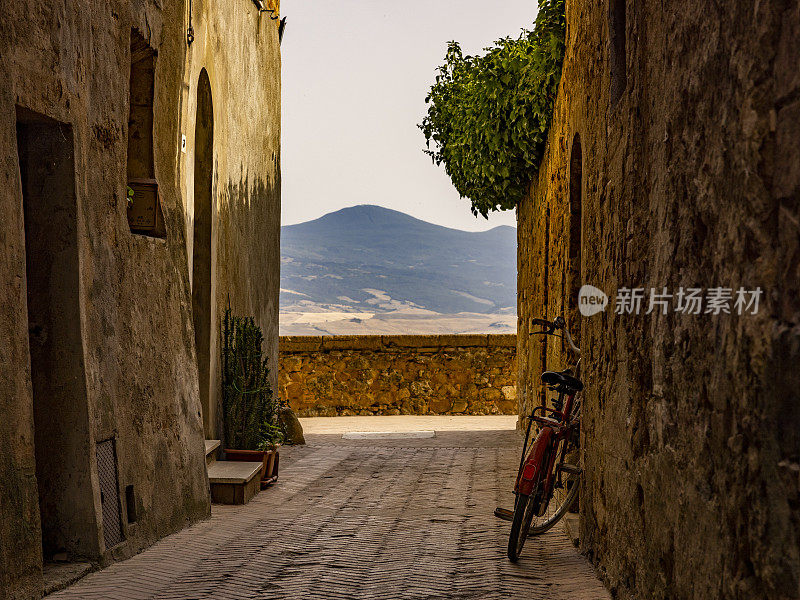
[530,316,581,357]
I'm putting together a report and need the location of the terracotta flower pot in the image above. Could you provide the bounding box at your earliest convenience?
[224,448,279,488]
[263,450,279,487]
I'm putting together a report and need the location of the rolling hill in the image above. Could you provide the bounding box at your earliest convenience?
[280,205,517,334]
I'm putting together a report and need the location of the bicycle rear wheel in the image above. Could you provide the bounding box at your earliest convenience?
[528,440,581,535]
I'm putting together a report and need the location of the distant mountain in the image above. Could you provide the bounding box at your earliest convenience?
[280,205,516,334]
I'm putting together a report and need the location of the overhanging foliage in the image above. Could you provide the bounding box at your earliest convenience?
[420,0,566,217]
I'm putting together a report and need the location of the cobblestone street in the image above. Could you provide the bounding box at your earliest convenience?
[50,418,609,599]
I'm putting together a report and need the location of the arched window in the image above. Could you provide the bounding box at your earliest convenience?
[609,0,627,106]
[126,29,165,236]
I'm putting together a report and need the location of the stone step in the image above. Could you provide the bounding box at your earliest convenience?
[563,513,580,546]
[205,439,221,465]
[42,561,93,596]
[207,461,262,505]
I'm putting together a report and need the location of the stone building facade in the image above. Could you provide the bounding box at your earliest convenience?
[517,1,800,599]
[0,1,281,598]
[280,335,517,416]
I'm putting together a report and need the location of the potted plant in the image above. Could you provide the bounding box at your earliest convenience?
[222,307,284,488]
[256,421,283,486]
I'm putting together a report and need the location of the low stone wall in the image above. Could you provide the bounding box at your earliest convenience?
[279,335,516,417]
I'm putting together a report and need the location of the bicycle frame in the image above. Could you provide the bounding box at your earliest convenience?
[514,390,579,502]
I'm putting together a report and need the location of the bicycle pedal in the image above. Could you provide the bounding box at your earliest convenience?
[494,507,514,522]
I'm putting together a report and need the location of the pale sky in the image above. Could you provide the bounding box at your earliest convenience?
[280,0,540,232]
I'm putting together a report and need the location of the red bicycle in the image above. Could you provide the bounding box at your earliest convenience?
[495,316,583,562]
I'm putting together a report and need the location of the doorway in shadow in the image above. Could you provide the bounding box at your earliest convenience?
[567,133,583,338]
[16,108,97,562]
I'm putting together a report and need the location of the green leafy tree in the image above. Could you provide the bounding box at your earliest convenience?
[420,0,565,217]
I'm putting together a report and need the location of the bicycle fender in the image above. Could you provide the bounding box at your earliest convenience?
[516,427,554,496]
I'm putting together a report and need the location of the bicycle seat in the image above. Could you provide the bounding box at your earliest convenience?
[541,368,584,392]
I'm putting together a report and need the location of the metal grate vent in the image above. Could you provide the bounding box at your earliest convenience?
[96,438,124,549]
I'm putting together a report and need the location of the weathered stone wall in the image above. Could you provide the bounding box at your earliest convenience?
[280,335,516,416]
[0,1,281,598]
[518,2,800,599]
[182,0,282,442]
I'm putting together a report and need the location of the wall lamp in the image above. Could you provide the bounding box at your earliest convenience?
[252,1,280,19]
[279,17,287,43]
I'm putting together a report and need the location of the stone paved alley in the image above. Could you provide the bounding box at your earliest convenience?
[49,417,609,599]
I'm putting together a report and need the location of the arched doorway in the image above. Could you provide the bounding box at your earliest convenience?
[193,69,214,437]
[567,133,583,338]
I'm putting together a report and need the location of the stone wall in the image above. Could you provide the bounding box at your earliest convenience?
[279,335,516,416]
[0,1,281,598]
[517,1,800,599]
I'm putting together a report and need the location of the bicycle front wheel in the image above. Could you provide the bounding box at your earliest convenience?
[507,491,537,562]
